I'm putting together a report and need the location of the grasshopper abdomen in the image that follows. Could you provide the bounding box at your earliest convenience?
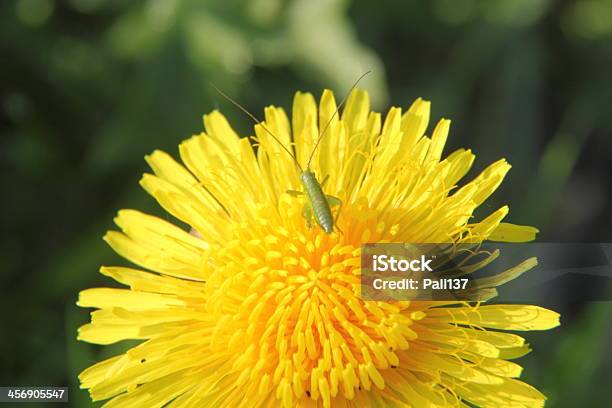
[300,171,333,234]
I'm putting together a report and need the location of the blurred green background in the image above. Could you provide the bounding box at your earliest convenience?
[1,0,611,407]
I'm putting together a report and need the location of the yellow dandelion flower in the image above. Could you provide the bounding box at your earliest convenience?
[78,89,559,407]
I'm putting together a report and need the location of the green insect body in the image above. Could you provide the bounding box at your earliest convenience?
[299,170,335,234]
[212,71,369,234]
[288,170,342,234]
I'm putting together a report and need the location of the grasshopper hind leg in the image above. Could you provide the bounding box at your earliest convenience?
[326,195,344,234]
[302,202,314,229]
[288,189,317,230]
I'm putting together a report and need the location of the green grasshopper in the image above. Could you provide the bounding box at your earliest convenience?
[212,71,370,234]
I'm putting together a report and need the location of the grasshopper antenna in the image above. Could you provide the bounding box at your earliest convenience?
[210,83,303,172]
[306,70,371,169]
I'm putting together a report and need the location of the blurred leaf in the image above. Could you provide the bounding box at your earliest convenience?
[542,303,612,407]
[287,0,388,107]
[517,100,593,230]
[562,0,612,40]
[2,0,612,405]
[107,1,177,59]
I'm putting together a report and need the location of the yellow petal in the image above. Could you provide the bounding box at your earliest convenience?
[341,89,370,135]
[426,119,450,163]
[400,97,430,148]
[489,223,539,242]
[428,305,560,331]
[77,288,185,311]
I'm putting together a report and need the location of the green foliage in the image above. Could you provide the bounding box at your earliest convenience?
[1,0,611,406]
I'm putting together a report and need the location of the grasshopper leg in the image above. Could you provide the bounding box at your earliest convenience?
[286,189,304,197]
[326,195,341,207]
[326,195,344,233]
[302,202,314,228]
